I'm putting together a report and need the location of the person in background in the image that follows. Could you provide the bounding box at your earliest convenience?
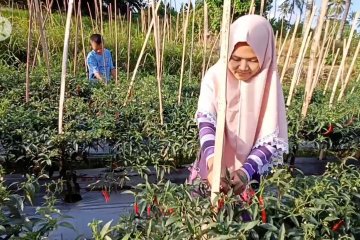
[87,34,116,84]
[188,15,288,196]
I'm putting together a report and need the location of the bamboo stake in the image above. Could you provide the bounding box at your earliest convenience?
[206,33,220,71]
[79,5,87,78]
[249,0,255,14]
[211,0,232,204]
[295,32,313,86]
[152,3,164,125]
[87,2,95,32]
[338,40,360,100]
[295,32,312,86]
[323,48,340,94]
[278,29,290,63]
[169,6,172,42]
[119,9,124,33]
[302,1,328,117]
[161,2,168,76]
[313,36,332,87]
[26,0,33,103]
[123,2,161,106]
[99,0,107,83]
[188,6,196,81]
[115,1,118,84]
[73,0,80,76]
[175,11,180,41]
[202,0,208,79]
[279,18,284,49]
[260,0,265,15]
[126,4,132,82]
[93,0,99,31]
[286,8,315,106]
[59,0,74,134]
[280,17,300,83]
[350,72,360,95]
[329,12,360,107]
[178,0,191,105]
[34,0,51,83]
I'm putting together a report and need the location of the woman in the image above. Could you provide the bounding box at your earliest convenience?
[188,15,288,195]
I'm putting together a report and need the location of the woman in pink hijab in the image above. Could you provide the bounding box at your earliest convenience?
[188,15,288,195]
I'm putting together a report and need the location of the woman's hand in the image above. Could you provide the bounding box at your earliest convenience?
[207,157,229,193]
[231,169,248,195]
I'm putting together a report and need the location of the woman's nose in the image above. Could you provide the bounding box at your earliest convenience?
[238,59,249,71]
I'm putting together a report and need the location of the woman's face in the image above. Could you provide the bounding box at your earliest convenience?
[228,42,260,81]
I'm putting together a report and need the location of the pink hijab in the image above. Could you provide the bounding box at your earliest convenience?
[197,15,288,174]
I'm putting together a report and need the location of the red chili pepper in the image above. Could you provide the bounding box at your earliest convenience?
[259,195,267,223]
[332,219,344,232]
[101,190,110,203]
[168,208,174,214]
[134,202,140,216]
[323,123,334,136]
[147,205,151,217]
[153,196,158,205]
[217,198,224,211]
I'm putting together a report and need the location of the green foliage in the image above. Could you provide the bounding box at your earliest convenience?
[92,163,360,239]
[194,0,273,33]
[0,166,73,239]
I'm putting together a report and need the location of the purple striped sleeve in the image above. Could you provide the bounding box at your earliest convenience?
[241,145,277,181]
[197,112,217,166]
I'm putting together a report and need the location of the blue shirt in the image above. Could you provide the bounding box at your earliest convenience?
[87,49,115,83]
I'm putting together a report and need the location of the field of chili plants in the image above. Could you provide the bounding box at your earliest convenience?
[1,62,360,177]
[1,0,360,239]
[87,163,360,239]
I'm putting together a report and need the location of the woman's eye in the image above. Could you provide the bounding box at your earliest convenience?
[250,59,258,62]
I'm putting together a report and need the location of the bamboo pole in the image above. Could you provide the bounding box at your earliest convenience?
[211,0,232,204]
[350,72,360,95]
[93,0,99,31]
[338,39,360,101]
[59,0,74,134]
[323,48,340,94]
[280,17,300,83]
[34,0,51,83]
[249,0,255,14]
[260,0,265,16]
[79,5,87,78]
[73,0,80,76]
[87,2,95,32]
[26,0,33,103]
[286,8,315,106]
[302,0,328,117]
[175,11,180,41]
[206,33,220,72]
[295,32,313,86]
[161,2,168,76]
[123,2,161,106]
[152,3,164,125]
[201,0,208,79]
[178,0,191,105]
[329,12,360,107]
[115,1,118,84]
[188,6,195,82]
[280,18,284,48]
[313,36,332,88]
[278,29,290,64]
[127,5,132,82]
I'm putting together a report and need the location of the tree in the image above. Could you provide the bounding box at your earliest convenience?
[195,0,274,32]
[279,0,305,22]
[335,0,351,40]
